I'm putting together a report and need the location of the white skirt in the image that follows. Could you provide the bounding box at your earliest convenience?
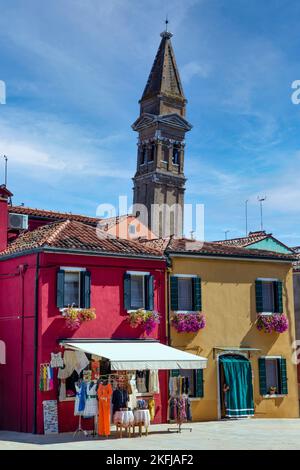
[83,398,98,417]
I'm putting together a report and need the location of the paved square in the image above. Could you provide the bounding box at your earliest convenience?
[0,419,300,450]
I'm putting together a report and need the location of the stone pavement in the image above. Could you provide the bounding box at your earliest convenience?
[0,419,300,450]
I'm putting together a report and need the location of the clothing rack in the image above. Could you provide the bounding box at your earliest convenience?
[167,394,192,434]
[73,415,88,437]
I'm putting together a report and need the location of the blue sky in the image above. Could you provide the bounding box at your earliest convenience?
[0,0,300,245]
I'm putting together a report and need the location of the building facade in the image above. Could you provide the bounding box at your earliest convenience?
[0,193,170,433]
[141,237,299,421]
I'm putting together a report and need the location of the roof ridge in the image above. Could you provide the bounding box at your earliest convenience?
[46,219,71,246]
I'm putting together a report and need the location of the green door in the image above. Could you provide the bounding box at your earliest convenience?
[220,354,254,418]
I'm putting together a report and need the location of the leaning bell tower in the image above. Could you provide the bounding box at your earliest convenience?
[132,25,192,238]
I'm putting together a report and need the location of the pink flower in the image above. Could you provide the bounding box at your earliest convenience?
[171,313,206,333]
[256,314,288,334]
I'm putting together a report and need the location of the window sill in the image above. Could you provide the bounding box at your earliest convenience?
[258,312,278,316]
[263,394,286,399]
[127,309,150,314]
[59,307,82,312]
[173,311,200,315]
[189,397,203,401]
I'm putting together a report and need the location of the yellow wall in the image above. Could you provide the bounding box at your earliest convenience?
[169,256,299,420]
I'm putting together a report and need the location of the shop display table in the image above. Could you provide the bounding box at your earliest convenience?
[113,410,134,438]
[134,409,150,437]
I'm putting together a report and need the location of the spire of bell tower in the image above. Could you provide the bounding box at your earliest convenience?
[140,24,186,117]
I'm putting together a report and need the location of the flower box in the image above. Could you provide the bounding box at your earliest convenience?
[256,313,288,334]
[61,307,96,330]
[171,312,206,333]
[127,309,160,335]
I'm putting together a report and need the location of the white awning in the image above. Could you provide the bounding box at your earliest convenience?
[61,340,207,370]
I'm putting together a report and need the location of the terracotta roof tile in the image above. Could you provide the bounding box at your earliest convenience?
[213,231,270,248]
[9,206,100,226]
[140,237,296,261]
[1,220,163,258]
[165,238,296,261]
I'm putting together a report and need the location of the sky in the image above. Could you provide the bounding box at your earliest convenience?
[0,0,300,245]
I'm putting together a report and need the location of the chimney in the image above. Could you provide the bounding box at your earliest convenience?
[0,185,13,251]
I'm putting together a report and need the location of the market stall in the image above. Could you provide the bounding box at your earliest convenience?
[46,339,207,437]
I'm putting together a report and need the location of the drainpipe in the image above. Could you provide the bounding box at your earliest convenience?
[166,257,172,346]
[18,263,28,431]
[33,252,40,434]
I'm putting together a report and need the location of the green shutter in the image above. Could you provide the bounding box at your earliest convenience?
[56,270,65,308]
[80,271,91,308]
[258,358,267,395]
[171,370,180,377]
[192,277,202,311]
[145,275,154,310]
[194,369,204,398]
[124,273,131,310]
[255,280,264,313]
[170,276,178,311]
[279,358,288,395]
[275,281,283,313]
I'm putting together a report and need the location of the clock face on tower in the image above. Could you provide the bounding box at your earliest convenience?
[132,30,192,239]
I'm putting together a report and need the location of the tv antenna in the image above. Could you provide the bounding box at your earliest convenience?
[257,195,267,231]
[245,199,249,236]
[3,155,8,186]
[224,230,230,240]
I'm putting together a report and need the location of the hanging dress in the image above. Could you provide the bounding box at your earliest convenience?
[98,383,113,436]
[136,371,147,393]
[74,383,85,416]
[83,382,98,417]
[128,374,138,410]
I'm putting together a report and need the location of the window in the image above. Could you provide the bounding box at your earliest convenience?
[64,271,80,307]
[262,281,275,312]
[170,276,202,312]
[170,369,204,398]
[124,272,154,311]
[258,357,288,396]
[178,278,193,311]
[57,268,91,309]
[148,144,155,162]
[265,359,279,392]
[172,145,180,165]
[128,224,136,235]
[130,275,145,309]
[162,145,169,163]
[140,146,146,165]
[256,280,283,314]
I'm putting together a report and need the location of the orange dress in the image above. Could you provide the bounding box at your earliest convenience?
[97,383,113,436]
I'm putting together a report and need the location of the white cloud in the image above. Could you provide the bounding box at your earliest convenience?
[0,110,133,180]
[181,61,210,83]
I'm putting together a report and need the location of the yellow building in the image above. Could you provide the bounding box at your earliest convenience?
[160,238,299,421]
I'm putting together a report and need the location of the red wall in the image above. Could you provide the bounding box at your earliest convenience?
[0,250,168,434]
[0,254,37,432]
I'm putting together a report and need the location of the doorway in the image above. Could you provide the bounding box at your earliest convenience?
[218,354,254,419]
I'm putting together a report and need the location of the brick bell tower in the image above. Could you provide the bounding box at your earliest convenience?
[132,26,192,238]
